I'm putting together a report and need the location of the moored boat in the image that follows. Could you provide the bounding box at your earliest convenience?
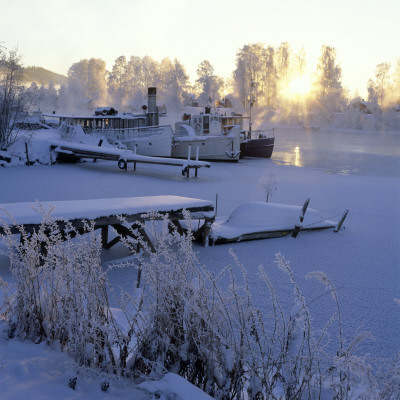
[43,88,173,157]
[210,200,348,244]
[240,129,275,158]
[171,107,242,161]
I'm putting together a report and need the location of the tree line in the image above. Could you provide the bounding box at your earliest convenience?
[22,42,400,114]
[1,42,400,148]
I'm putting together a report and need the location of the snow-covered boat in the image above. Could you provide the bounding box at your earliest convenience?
[171,107,242,161]
[209,199,348,244]
[43,88,173,157]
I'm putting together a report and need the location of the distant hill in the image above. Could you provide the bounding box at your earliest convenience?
[23,66,68,87]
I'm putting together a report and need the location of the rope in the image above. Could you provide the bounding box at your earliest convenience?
[302,213,343,228]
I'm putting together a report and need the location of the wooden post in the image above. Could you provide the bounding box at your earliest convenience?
[25,143,31,166]
[292,225,301,238]
[101,225,108,247]
[334,210,349,232]
[202,219,212,247]
[136,264,142,288]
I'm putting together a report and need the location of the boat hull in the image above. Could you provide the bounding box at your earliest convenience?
[123,130,173,157]
[171,127,241,162]
[240,137,275,158]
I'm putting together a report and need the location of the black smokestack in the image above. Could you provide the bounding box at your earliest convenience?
[147,87,158,126]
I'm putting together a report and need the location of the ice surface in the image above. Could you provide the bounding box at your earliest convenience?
[0,125,399,399]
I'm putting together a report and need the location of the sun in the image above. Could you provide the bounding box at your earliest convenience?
[283,75,313,99]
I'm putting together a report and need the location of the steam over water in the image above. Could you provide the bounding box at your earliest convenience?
[272,128,400,178]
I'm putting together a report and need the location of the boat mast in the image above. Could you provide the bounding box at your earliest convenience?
[249,79,255,135]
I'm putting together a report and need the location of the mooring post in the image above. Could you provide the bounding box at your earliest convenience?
[203,219,212,247]
[101,226,108,247]
[334,210,349,232]
[25,142,31,166]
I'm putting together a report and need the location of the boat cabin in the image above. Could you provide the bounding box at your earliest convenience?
[176,108,245,136]
[44,112,148,133]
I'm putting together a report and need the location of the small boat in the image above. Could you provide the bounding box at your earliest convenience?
[209,199,348,244]
[43,88,173,158]
[172,106,275,161]
[240,129,275,158]
[172,106,242,161]
[239,79,275,158]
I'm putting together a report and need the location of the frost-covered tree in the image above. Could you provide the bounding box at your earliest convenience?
[107,55,129,108]
[195,60,224,106]
[25,82,40,109]
[0,47,27,149]
[367,78,379,105]
[44,81,58,111]
[67,58,107,109]
[392,59,400,105]
[293,47,306,76]
[125,55,145,108]
[234,45,277,109]
[163,59,190,109]
[315,45,344,112]
[158,57,174,93]
[234,43,277,109]
[262,46,277,107]
[374,62,391,106]
[276,42,291,89]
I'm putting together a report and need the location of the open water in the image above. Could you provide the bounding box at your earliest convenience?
[272,127,400,178]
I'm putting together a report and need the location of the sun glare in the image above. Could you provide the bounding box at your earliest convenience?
[283,75,313,99]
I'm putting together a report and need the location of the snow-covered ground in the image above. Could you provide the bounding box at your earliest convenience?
[0,125,399,398]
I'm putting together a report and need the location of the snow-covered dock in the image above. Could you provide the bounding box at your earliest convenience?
[49,141,211,177]
[0,195,215,248]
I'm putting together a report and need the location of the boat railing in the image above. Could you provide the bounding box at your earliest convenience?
[86,125,173,140]
[243,128,275,140]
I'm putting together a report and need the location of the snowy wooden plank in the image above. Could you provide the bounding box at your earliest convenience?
[0,196,215,247]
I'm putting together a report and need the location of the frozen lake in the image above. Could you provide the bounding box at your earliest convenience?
[0,126,399,369]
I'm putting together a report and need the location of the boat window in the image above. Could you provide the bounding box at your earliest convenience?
[203,116,209,133]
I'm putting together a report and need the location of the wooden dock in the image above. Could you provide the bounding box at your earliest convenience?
[50,141,211,177]
[0,195,215,248]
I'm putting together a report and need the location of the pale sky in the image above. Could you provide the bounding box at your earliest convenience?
[1,0,398,98]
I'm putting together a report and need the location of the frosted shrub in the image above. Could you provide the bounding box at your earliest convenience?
[259,174,278,203]
[0,206,142,377]
[121,213,247,399]
[1,209,398,397]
